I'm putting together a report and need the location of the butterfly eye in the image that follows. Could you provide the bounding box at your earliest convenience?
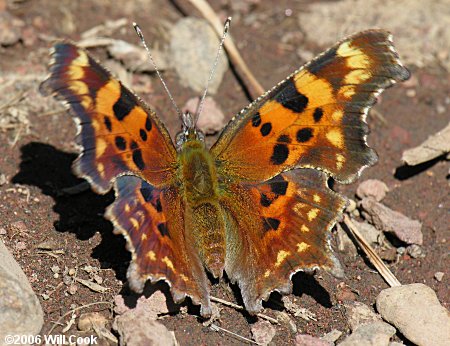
[175,131,187,149]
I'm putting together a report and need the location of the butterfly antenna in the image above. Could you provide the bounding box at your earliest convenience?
[194,17,231,125]
[133,22,182,119]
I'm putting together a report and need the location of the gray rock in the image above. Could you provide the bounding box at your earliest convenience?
[406,244,425,258]
[0,12,24,46]
[339,321,396,346]
[360,198,423,245]
[352,220,384,247]
[251,320,276,345]
[113,317,175,346]
[321,329,342,343]
[344,301,382,331]
[376,283,450,346]
[356,179,389,202]
[295,333,332,346]
[0,239,43,337]
[170,18,228,94]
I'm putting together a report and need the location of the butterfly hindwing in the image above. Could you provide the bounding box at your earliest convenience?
[42,43,177,193]
[211,30,410,184]
[105,175,212,316]
[221,169,346,313]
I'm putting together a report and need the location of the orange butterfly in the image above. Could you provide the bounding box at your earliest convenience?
[42,29,409,317]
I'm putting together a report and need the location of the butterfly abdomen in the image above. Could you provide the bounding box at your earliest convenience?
[179,139,226,278]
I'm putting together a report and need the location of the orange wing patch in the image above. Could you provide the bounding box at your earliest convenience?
[106,175,212,316]
[211,30,410,184]
[221,169,346,313]
[41,43,177,193]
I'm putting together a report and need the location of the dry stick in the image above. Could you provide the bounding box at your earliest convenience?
[210,324,258,344]
[210,296,279,324]
[343,215,401,287]
[187,0,265,99]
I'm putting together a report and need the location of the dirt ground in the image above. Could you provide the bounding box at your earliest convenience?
[0,0,448,345]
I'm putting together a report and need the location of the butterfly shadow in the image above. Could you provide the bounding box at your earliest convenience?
[263,272,333,312]
[12,142,130,282]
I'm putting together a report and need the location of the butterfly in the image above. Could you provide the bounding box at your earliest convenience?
[42,29,409,317]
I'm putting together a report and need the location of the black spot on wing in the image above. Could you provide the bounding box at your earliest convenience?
[252,112,262,127]
[104,116,112,131]
[140,129,147,141]
[275,79,309,113]
[113,84,136,120]
[145,115,152,131]
[133,150,145,170]
[157,222,170,238]
[115,136,126,150]
[313,108,323,122]
[140,183,153,202]
[263,217,281,232]
[130,141,145,170]
[270,178,288,196]
[296,128,313,143]
[260,193,272,207]
[270,144,289,165]
[260,123,272,136]
[155,198,162,213]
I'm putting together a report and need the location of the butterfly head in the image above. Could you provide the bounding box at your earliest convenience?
[175,111,205,149]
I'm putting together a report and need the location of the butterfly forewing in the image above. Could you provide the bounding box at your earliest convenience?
[42,43,177,193]
[211,30,410,184]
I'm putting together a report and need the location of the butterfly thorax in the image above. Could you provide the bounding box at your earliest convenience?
[178,138,226,278]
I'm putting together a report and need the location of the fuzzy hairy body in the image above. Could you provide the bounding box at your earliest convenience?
[178,139,226,278]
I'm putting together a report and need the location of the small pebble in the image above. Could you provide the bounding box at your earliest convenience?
[0,173,7,186]
[295,333,332,346]
[356,179,389,202]
[339,321,396,346]
[396,247,406,255]
[68,284,78,295]
[434,272,444,282]
[406,89,416,97]
[251,320,276,345]
[406,244,425,258]
[15,241,26,251]
[63,275,72,285]
[51,265,60,274]
[321,329,342,343]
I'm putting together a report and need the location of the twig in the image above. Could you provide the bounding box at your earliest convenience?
[210,323,258,344]
[47,301,113,335]
[0,90,27,112]
[210,296,279,324]
[343,215,401,287]
[187,0,265,99]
